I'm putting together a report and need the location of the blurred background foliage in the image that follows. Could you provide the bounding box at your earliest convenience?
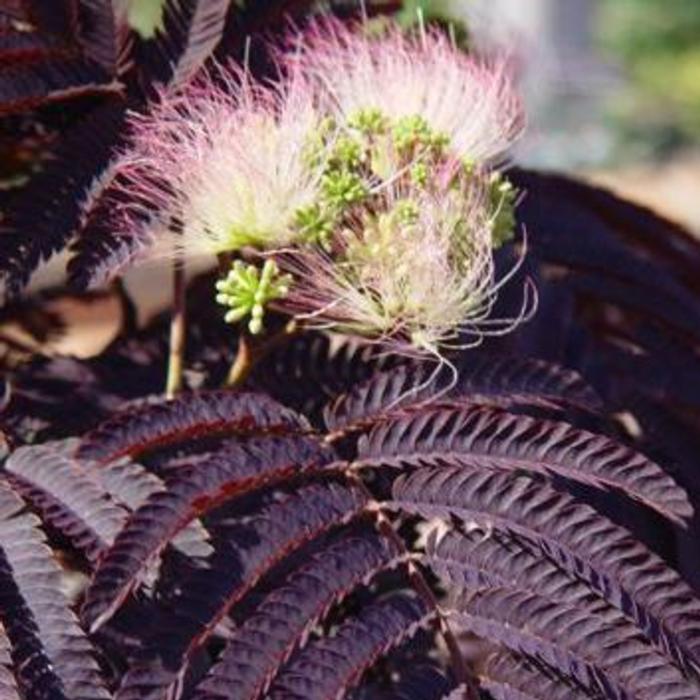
[598,0,700,154]
[400,0,700,161]
[121,0,165,37]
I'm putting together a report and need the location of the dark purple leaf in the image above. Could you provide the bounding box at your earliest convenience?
[390,465,700,675]
[77,0,119,73]
[353,662,456,700]
[138,0,232,88]
[427,527,694,679]
[0,31,70,62]
[479,651,603,700]
[0,479,110,699]
[249,332,394,423]
[452,587,698,700]
[325,355,602,433]
[0,99,126,295]
[25,2,79,37]
[67,196,156,289]
[76,389,308,465]
[81,433,330,631]
[0,55,117,116]
[512,169,700,296]
[358,405,692,524]
[117,481,369,700]
[5,440,127,562]
[267,593,432,700]
[92,456,212,559]
[193,529,400,699]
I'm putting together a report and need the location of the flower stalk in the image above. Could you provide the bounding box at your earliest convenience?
[225,330,253,388]
[225,318,298,388]
[165,252,187,398]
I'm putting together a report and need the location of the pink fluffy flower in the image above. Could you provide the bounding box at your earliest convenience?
[113,64,332,262]
[284,18,525,165]
[273,174,534,356]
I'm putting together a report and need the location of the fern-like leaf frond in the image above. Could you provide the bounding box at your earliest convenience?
[192,529,402,699]
[117,481,369,700]
[81,433,330,631]
[358,405,692,524]
[391,465,700,676]
[325,355,602,433]
[76,389,307,465]
[5,440,127,561]
[0,480,111,699]
[266,593,433,700]
[453,586,698,699]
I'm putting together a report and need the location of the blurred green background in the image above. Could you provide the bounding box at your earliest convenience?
[598,0,700,152]
[403,0,700,159]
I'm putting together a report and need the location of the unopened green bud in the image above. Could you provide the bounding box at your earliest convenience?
[392,114,433,151]
[410,161,429,187]
[216,259,291,334]
[430,131,450,150]
[295,203,335,248]
[330,134,365,169]
[322,170,368,208]
[348,108,388,135]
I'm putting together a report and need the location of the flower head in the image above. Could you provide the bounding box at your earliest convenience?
[115,65,331,261]
[273,171,532,355]
[284,18,525,165]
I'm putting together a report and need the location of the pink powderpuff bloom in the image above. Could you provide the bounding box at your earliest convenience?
[112,64,332,263]
[284,18,525,165]
[272,173,535,357]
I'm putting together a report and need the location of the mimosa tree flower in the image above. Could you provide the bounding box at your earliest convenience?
[259,17,531,357]
[114,65,333,261]
[284,18,525,166]
[110,18,532,357]
[272,172,534,356]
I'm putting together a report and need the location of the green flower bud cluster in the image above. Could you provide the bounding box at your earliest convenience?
[293,164,367,249]
[321,169,368,208]
[347,108,389,135]
[410,161,429,187]
[216,259,291,334]
[294,202,335,249]
[392,114,448,153]
[329,134,365,170]
[293,117,377,248]
[295,111,450,252]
